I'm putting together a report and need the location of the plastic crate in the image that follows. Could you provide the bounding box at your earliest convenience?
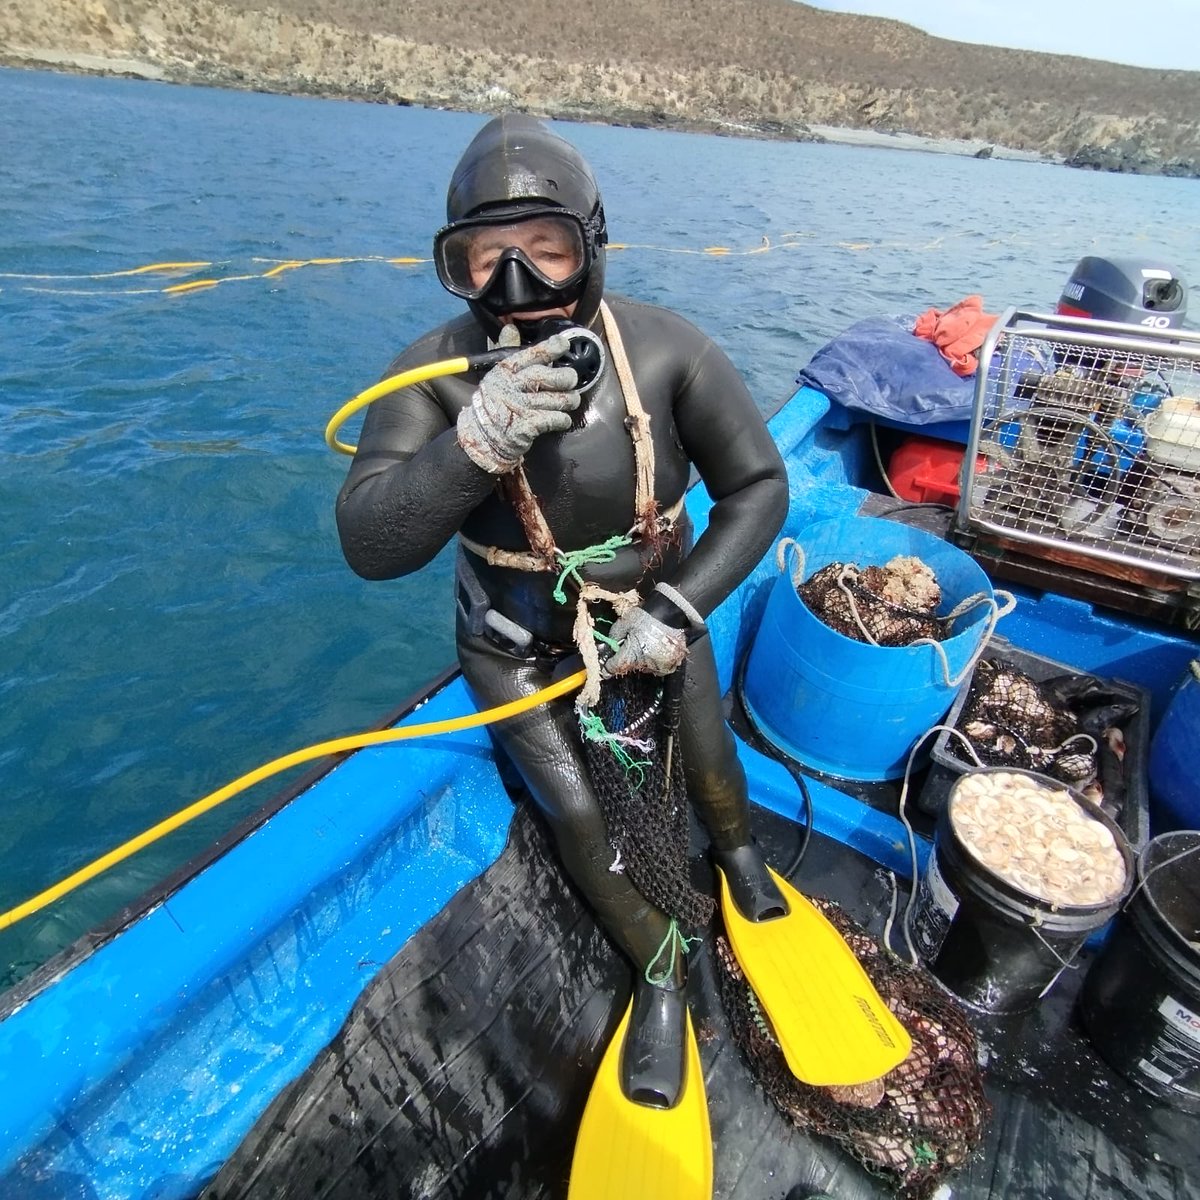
[918,636,1151,851]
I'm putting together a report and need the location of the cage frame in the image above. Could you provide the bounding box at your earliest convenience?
[957,309,1200,585]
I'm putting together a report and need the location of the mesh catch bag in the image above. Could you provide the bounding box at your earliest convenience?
[713,898,990,1199]
[798,557,945,647]
[579,671,716,930]
[955,659,1096,783]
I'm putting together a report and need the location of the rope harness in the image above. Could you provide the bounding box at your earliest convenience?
[459,300,684,709]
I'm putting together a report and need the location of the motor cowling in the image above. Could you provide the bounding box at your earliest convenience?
[1057,256,1188,330]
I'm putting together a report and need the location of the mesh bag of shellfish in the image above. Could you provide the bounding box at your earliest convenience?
[955,660,1098,781]
[579,671,716,931]
[713,902,989,1200]
[929,639,1148,837]
[798,556,945,647]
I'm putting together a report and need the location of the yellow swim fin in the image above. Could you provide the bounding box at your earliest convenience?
[568,1000,712,1200]
[718,865,912,1087]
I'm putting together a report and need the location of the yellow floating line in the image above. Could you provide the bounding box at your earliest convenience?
[122,260,214,275]
[21,224,1120,297]
[262,257,378,277]
[0,260,215,281]
[20,286,171,296]
[608,238,784,257]
[163,279,222,294]
[251,254,430,266]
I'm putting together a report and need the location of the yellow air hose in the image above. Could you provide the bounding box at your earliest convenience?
[324,326,604,456]
[4,339,595,928]
[0,669,586,931]
[325,357,471,455]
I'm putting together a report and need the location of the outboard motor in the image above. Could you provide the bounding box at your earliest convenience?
[1057,255,1188,330]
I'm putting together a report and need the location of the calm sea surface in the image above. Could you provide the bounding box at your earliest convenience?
[2,66,1198,985]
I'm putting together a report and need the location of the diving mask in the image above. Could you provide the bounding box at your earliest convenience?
[433,206,604,315]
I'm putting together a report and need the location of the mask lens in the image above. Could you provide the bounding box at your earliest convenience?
[436,212,588,299]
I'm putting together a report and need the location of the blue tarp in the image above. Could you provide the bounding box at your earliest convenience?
[797,315,978,426]
[798,315,1059,429]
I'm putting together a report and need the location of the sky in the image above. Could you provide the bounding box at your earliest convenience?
[802,1,1200,72]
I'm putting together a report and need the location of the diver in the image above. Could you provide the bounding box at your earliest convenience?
[334,114,792,1138]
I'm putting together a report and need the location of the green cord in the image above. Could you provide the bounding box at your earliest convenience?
[589,612,619,652]
[746,987,771,1039]
[552,534,634,604]
[644,917,701,986]
[578,710,650,786]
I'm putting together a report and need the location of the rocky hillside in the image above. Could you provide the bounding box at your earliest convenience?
[3,0,1199,176]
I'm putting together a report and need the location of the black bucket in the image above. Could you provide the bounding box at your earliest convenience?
[910,768,1133,1014]
[1080,830,1200,1111]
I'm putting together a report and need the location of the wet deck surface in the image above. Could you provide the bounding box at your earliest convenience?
[204,793,1197,1200]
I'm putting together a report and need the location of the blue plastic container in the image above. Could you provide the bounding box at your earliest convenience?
[1149,661,1200,833]
[742,516,997,781]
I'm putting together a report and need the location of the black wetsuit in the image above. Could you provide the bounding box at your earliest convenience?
[337,294,788,972]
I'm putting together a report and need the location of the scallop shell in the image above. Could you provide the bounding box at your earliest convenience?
[950,770,1127,905]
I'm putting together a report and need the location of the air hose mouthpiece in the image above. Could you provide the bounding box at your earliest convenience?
[480,318,606,392]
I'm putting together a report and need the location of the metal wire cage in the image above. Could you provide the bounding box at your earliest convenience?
[958,310,1200,588]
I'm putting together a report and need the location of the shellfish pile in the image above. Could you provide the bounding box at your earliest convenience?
[950,771,1127,907]
[799,554,944,646]
[957,662,1094,782]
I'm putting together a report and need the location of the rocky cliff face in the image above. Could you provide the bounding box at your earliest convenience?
[3,0,1198,177]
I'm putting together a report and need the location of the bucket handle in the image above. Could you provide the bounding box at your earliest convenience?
[1123,840,1200,910]
[776,536,807,588]
[911,589,1016,689]
[776,538,1015,688]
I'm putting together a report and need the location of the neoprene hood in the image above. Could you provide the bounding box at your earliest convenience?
[440,115,608,337]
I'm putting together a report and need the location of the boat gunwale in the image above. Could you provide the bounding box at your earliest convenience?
[0,662,462,1021]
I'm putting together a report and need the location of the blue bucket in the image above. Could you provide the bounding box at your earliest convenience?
[1148,662,1200,833]
[742,516,998,781]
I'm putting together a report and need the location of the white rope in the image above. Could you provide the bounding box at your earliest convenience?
[776,535,806,589]
[869,421,905,501]
[884,723,987,965]
[907,589,1017,688]
[1124,840,1200,909]
[572,582,640,712]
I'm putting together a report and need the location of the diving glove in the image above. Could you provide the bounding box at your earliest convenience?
[603,606,687,677]
[456,326,580,474]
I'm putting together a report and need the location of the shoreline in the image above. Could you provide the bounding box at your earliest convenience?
[806,124,1051,164]
[0,49,1060,169]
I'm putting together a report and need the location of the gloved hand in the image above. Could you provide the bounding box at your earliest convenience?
[603,606,687,677]
[456,326,580,474]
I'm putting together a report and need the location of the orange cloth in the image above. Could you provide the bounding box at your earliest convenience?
[912,294,998,377]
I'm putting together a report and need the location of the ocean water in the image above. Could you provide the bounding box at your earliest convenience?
[2,66,1198,986]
